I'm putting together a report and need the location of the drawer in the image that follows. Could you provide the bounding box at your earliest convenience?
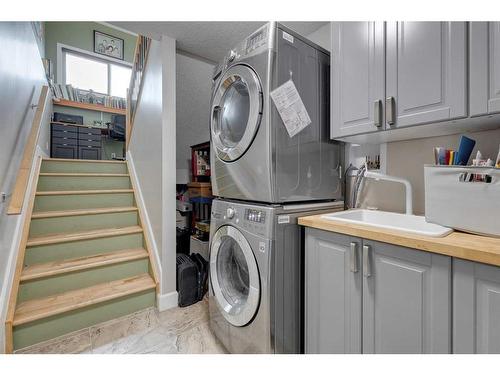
[52,137,78,146]
[78,127,103,135]
[52,130,78,140]
[78,133,102,141]
[79,139,102,147]
[52,123,78,133]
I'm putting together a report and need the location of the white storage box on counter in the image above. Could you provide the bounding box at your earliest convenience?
[424,165,500,237]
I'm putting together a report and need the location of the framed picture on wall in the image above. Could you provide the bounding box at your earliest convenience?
[94,30,124,60]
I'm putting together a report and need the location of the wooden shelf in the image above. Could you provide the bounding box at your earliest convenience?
[53,99,126,115]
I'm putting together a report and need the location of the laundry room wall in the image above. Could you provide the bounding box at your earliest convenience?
[176,52,215,183]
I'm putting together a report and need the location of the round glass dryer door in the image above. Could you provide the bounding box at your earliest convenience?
[210,64,262,162]
[210,225,260,326]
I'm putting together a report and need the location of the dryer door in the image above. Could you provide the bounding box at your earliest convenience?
[210,64,262,162]
[210,225,260,327]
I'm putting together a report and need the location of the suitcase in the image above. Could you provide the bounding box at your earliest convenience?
[190,253,209,300]
[176,254,199,307]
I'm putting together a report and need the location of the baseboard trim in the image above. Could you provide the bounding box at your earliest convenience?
[157,291,178,312]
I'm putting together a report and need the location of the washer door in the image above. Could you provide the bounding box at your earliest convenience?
[210,225,260,327]
[210,64,262,162]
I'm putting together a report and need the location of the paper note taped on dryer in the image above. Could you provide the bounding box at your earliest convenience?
[270,79,311,138]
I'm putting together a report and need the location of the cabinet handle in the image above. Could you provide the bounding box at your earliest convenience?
[374,100,382,127]
[363,245,371,277]
[385,96,395,126]
[350,242,359,273]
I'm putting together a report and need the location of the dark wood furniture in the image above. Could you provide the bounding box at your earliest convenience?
[51,122,103,160]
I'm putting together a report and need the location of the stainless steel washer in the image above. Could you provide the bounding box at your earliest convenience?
[208,198,343,353]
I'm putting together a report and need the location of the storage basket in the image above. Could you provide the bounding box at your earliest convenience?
[424,165,500,237]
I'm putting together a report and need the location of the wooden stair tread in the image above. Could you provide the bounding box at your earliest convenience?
[39,173,129,177]
[43,158,126,164]
[36,189,134,196]
[13,274,155,326]
[27,226,143,247]
[31,206,138,219]
[20,248,148,281]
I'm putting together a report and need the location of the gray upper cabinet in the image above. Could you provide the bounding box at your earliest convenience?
[305,228,362,353]
[385,22,467,128]
[362,240,451,354]
[331,22,385,138]
[470,22,500,116]
[453,259,500,354]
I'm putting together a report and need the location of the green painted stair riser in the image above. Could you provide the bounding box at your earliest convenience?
[18,259,150,302]
[29,211,139,237]
[40,161,127,174]
[33,193,136,212]
[24,233,144,265]
[37,175,132,191]
[13,289,155,350]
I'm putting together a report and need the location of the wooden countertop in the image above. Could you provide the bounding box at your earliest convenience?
[299,213,500,267]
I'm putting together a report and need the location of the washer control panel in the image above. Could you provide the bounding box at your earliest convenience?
[245,209,266,224]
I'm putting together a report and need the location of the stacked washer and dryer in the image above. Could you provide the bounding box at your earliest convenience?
[208,22,343,354]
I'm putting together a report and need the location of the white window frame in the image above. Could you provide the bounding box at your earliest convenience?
[57,43,133,97]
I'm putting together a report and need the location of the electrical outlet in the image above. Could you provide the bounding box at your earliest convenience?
[46,142,49,151]
[111,153,116,159]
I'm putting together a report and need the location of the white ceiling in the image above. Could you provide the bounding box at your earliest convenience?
[108,21,328,63]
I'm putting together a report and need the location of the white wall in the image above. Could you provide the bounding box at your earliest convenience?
[0,22,50,353]
[307,23,331,51]
[161,35,177,308]
[127,36,178,310]
[128,40,164,256]
[176,53,214,182]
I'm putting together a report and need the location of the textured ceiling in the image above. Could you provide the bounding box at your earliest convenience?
[109,21,328,63]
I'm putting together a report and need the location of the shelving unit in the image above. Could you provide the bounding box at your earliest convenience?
[53,99,126,115]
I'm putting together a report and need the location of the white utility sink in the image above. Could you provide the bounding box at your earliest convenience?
[321,209,453,238]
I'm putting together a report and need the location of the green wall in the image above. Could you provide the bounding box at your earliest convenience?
[45,22,134,159]
[45,22,137,79]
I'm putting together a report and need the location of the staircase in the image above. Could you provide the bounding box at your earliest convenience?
[6,158,158,352]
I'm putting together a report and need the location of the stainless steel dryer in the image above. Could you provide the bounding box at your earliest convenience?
[210,22,342,203]
[208,198,343,353]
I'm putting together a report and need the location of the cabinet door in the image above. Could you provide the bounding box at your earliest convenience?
[51,144,77,159]
[305,229,362,353]
[79,146,101,160]
[386,22,467,128]
[362,240,451,353]
[470,22,500,116]
[331,22,385,138]
[453,259,500,353]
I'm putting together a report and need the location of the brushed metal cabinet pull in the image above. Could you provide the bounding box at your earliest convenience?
[374,100,382,127]
[350,242,359,273]
[363,244,371,277]
[385,96,395,126]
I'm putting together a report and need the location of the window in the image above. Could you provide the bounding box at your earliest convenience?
[64,50,132,98]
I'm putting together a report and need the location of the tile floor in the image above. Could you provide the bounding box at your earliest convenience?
[15,299,227,354]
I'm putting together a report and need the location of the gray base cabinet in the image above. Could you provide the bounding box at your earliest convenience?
[453,259,500,353]
[305,229,362,353]
[362,240,451,353]
[305,229,451,354]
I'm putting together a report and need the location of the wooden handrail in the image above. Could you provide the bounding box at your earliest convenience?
[7,86,49,215]
[126,35,151,150]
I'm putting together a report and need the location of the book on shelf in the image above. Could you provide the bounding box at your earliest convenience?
[50,83,127,110]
